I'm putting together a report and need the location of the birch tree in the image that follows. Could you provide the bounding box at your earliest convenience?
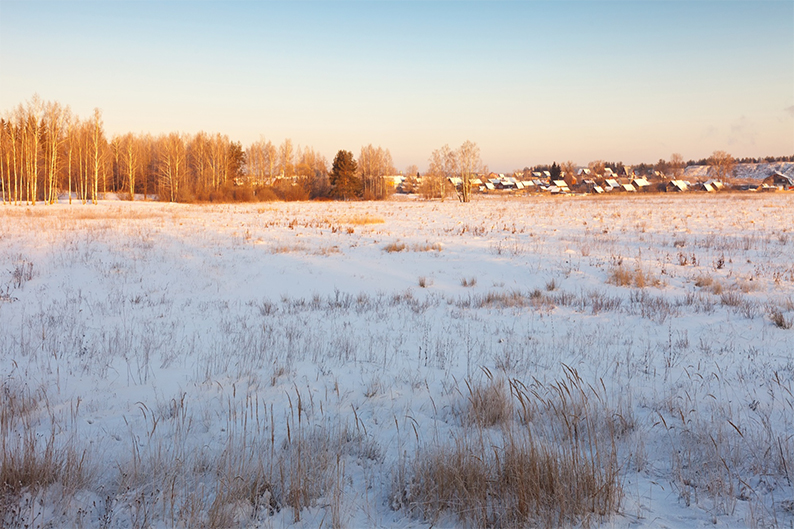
[43,101,66,204]
[278,139,294,178]
[358,144,395,200]
[426,144,455,200]
[120,133,140,199]
[159,133,186,202]
[91,108,105,204]
[456,140,480,203]
[0,119,8,204]
[22,98,43,204]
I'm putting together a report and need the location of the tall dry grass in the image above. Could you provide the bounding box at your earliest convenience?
[1,382,90,527]
[392,367,624,528]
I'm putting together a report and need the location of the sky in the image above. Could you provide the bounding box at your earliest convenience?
[1,1,792,172]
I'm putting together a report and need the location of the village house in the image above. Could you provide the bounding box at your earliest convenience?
[763,171,794,190]
[693,182,715,192]
[552,179,570,193]
[666,180,688,192]
[631,177,651,192]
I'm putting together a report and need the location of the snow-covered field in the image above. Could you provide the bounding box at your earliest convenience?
[1,194,793,528]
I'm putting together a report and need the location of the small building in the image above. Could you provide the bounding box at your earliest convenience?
[604,178,620,191]
[632,178,651,191]
[552,180,570,193]
[575,179,598,193]
[666,180,688,192]
[694,182,715,192]
[763,172,794,190]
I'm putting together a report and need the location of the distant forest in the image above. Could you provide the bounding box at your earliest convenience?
[1,96,791,204]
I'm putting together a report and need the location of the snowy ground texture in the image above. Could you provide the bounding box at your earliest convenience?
[1,194,793,529]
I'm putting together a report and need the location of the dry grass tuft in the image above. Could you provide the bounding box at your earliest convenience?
[461,277,477,288]
[393,367,623,528]
[608,264,660,288]
[383,241,407,253]
[479,290,529,308]
[394,433,621,528]
[270,244,306,254]
[1,383,90,521]
[463,372,512,428]
[339,214,384,225]
[412,242,443,252]
[769,307,792,329]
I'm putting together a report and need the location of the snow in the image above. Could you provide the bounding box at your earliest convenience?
[1,194,793,528]
[684,162,794,181]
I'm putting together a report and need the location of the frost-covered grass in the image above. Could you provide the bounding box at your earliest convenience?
[0,194,793,528]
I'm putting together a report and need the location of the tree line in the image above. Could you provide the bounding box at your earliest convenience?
[6,96,781,205]
[0,96,403,204]
[517,148,787,185]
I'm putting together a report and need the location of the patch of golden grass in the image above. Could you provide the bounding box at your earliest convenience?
[463,374,512,428]
[393,368,623,528]
[412,242,443,252]
[383,241,407,253]
[338,214,385,225]
[608,264,661,288]
[270,244,306,254]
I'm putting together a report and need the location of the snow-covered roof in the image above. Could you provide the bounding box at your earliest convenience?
[667,180,688,191]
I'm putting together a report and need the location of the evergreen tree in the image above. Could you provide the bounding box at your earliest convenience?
[330,150,360,200]
[550,162,561,180]
[228,141,246,179]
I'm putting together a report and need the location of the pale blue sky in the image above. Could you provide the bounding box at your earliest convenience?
[1,1,791,171]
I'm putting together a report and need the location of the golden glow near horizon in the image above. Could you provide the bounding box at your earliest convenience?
[1,1,791,171]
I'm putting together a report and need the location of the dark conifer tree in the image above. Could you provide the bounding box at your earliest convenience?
[329,150,360,200]
[550,162,561,181]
